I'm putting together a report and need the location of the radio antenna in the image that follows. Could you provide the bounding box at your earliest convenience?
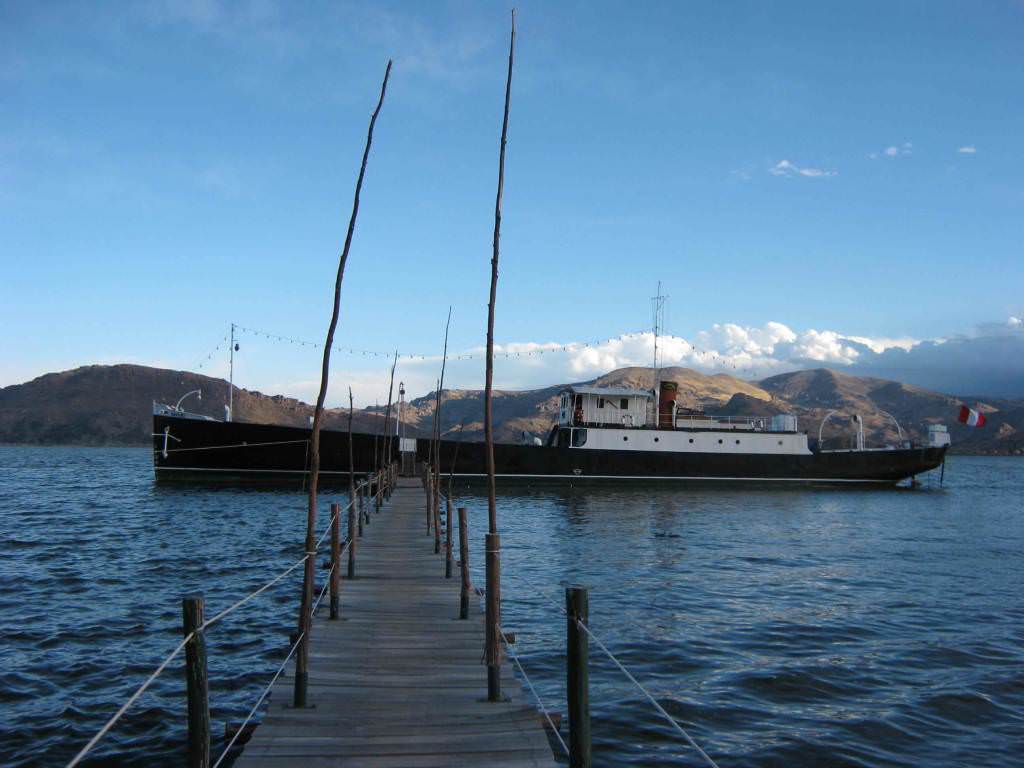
[651,281,667,372]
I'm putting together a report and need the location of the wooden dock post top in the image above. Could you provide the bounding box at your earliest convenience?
[566,585,591,768]
[182,595,211,768]
[329,502,341,620]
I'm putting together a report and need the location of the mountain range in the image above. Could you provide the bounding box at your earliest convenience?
[0,364,1021,454]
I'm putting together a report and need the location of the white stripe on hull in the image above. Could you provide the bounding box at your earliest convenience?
[155,466,899,483]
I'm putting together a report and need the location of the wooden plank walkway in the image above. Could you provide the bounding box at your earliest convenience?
[236,478,559,768]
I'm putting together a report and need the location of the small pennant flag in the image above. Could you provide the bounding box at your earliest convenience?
[958,405,986,428]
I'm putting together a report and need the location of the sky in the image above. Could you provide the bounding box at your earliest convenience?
[2,0,1023,405]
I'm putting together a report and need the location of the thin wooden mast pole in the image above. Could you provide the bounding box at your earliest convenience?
[348,386,355,514]
[432,307,452,553]
[294,59,391,709]
[382,350,398,474]
[430,380,442,549]
[484,9,515,703]
[373,400,380,499]
[426,379,438,534]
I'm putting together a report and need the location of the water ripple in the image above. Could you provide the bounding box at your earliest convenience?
[1,448,1022,767]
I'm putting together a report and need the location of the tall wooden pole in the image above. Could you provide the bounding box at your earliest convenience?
[427,378,440,534]
[566,586,591,768]
[431,380,442,553]
[382,351,398,478]
[484,9,515,703]
[348,386,356,518]
[294,59,391,709]
[445,421,465,579]
[183,595,210,768]
[433,308,452,555]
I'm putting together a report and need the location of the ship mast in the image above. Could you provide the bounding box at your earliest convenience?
[651,280,667,372]
[227,322,236,422]
[650,282,667,421]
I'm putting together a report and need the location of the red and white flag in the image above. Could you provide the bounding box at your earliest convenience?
[958,405,986,428]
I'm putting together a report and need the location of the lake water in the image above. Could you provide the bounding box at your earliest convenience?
[1,447,1022,766]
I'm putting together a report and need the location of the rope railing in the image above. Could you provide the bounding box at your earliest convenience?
[66,634,194,768]
[497,624,570,757]
[211,630,304,768]
[314,482,366,549]
[513,591,721,767]
[201,556,308,632]
[574,620,721,768]
[64,466,397,768]
[213,556,345,768]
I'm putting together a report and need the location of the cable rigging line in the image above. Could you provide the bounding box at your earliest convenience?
[65,505,345,768]
[497,625,570,757]
[574,619,721,768]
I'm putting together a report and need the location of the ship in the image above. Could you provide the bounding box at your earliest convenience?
[152,379,949,485]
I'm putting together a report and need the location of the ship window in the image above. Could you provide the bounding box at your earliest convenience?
[571,429,588,447]
[736,439,741,445]
[689,438,694,443]
[654,437,659,443]
[718,439,723,444]
[598,398,605,409]
[620,398,628,410]
[623,436,628,441]
[778,440,783,446]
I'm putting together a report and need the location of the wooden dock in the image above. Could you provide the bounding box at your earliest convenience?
[236,477,559,768]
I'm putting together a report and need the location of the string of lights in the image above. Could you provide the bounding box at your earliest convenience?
[228,323,773,378]
[195,333,229,372]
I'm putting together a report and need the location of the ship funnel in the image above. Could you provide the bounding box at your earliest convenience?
[658,381,678,429]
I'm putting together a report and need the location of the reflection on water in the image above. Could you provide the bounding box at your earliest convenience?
[1,447,1022,767]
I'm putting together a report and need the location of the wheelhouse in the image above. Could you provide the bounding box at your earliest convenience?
[558,386,652,428]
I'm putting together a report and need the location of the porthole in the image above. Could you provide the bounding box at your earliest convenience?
[688,438,694,444]
[778,440,783,446]
[718,439,723,444]
[654,437,659,442]
[623,436,628,441]
[736,439,741,445]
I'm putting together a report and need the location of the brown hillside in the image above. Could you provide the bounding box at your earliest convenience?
[1,364,1021,454]
[0,365,384,446]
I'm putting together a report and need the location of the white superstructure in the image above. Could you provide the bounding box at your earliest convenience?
[555,384,812,455]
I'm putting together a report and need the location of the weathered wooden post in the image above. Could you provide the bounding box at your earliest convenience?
[182,595,210,768]
[347,501,357,579]
[458,508,470,620]
[329,502,341,619]
[293,58,391,712]
[445,495,454,578]
[566,586,591,768]
[433,491,442,554]
[482,8,515,706]
[485,532,501,700]
[424,464,432,534]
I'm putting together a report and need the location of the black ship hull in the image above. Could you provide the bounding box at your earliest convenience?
[153,413,947,486]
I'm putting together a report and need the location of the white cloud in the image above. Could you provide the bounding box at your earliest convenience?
[958,146,977,154]
[873,141,912,159]
[769,159,837,178]
[845,335,917,354]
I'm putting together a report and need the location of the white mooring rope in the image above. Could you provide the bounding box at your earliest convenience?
[537,592,720,766]
[212,630,306,768]
[497,625,570,757]
[66,634,193,768]
[65,500,349,767]
[573,618,721,768]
